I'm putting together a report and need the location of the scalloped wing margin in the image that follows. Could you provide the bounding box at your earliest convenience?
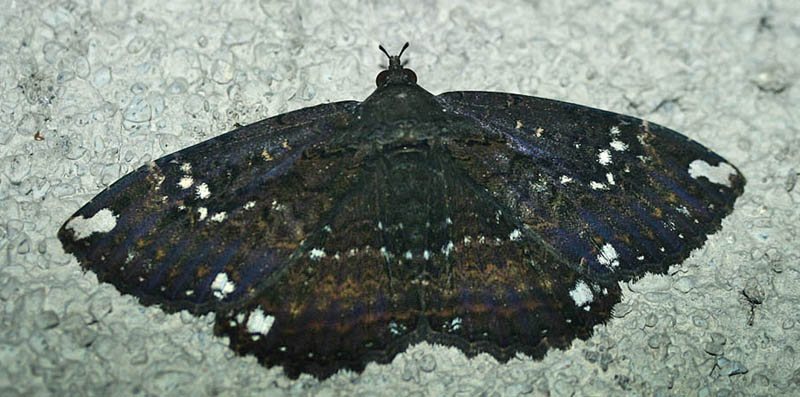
[58,101,359,314]
[436,91,745,283]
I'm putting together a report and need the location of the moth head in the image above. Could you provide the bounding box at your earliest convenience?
[376,42,417,87]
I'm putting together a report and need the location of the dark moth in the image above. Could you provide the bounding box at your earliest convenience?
[58,43,745,379]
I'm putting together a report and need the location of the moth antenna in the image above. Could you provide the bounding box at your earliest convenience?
[378,44,391,60]
[399,42,410,59]
[378,42,410,60]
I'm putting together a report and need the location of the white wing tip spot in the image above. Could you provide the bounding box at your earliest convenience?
[211,272,235,299]
[560,175,573,184]
[198,207,208,221]
[688,159,737,187]
[509,229,522,241]
[243,201,256,210]
[64,208,118,240]
[590,181,608,190]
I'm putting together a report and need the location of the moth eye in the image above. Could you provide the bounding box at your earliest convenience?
[404,69,417,84]
[376,70,390,87]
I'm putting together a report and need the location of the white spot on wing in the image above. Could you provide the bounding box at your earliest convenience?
[210,212,227,222]
[180,162,192,173]
[178,176,193,189]
[509,229,522,241]
[380,247,393,261]
[441,241,455,256]
[196,183,211,199]
[560,175,573,184]
[448,317,462,331]
[198,207,208,221]
[609,126,621,135]
[389,321,401,335]
[154,174,166,189]
[590,181,608,190]
[606,172,616,185]
[598,149,612,166]
[211,272,235,299]
[246,307,275,335]
[597,243,619,268]
[569,280,594,307]
[688,160,737,187]
[309,248,326,260]
[610,139,628,151]
[65,208,118,240]
[243,201,256,210]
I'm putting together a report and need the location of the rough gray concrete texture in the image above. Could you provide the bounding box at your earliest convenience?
[1,0,798,395]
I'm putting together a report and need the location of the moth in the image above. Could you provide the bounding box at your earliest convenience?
[59,43,745,379]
